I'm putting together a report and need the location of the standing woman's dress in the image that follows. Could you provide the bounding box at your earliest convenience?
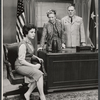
[15,38,43,83]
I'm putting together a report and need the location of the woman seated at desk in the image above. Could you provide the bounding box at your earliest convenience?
[15,24,46,100]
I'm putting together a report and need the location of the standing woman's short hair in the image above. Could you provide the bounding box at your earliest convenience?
[23,24,37,37]
[46,9,56,17]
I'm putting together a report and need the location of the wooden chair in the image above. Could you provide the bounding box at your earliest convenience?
[3,43,47,99]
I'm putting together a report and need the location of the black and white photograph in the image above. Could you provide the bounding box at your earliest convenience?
[2,0,98,100]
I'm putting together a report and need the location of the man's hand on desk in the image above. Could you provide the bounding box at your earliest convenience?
[62,43,66,49]
[81,42,86,46]
[37,47,43,51]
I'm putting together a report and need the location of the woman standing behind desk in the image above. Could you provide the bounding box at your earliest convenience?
[15,24,46,100]
[38,9,65,52]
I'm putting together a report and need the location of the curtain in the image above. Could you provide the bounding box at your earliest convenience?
[24,0,37,55]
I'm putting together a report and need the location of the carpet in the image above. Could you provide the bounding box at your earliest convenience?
[3,89,98,100]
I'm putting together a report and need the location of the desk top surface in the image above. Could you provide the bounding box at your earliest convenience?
[38,48,98,56]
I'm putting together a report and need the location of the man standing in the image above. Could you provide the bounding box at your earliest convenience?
[61,5,86,47]
[38,9,65,51]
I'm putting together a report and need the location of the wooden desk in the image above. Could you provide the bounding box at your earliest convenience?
[38,48,98,93]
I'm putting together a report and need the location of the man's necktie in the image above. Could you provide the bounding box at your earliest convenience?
[71,17,73,23]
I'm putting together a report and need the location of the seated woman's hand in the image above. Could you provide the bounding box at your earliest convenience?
[38,58,44,63]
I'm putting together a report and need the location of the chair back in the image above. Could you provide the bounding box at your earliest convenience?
[3,43,19,70]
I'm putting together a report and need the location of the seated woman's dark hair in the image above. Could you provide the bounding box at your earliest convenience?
[23,24,37,37]
[47,9,56,17]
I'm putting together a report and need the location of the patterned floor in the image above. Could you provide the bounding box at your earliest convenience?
[3,89,98,100]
